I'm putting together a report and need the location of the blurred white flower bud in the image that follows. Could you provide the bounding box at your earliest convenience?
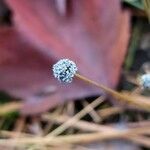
[140,73,150,89]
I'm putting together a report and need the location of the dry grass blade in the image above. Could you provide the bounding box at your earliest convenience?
[0,102,22,116]
[82,101,101,123]
[13,117,25,138]
[66,101,75,117]
[0,127,150,147]
[66,101,75,134]
[0,130,34,138]
[97,107,123,120]
[46,96,105,136]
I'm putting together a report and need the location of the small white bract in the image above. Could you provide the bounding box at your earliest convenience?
[52,59,78,83]
[140,73,150,89]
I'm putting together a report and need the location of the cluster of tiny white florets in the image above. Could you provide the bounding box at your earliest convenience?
[52,59,78,83]
[140,73,150,90]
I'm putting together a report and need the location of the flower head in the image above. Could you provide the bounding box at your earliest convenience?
[52,59,77,83]
[140,74,150,89]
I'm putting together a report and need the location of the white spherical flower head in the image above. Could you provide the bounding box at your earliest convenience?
[53,59,78,83]
[140,74,150,89]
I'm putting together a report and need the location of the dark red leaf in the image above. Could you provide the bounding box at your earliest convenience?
[0,0,130,114]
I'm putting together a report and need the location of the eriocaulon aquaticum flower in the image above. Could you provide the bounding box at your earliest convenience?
[140,73,150,90]
[53,59,78,83]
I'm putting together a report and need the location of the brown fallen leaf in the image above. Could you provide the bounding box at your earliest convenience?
[0,0,130,114]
